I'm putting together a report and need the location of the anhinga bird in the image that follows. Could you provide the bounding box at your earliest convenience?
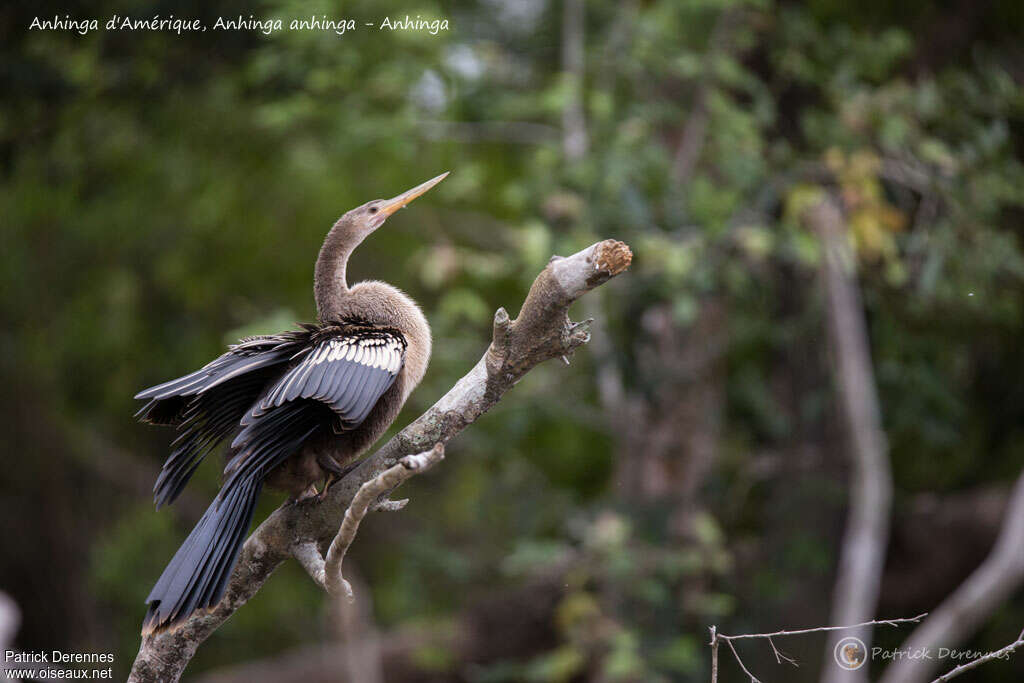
[134,172,446,634]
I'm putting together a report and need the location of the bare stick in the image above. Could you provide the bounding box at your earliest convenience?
[127,239,632,683]
[806,196,894,683]
[325,445,443,600]
[879,471,1024,683]
[767,636,797,667]
[709,614,925,682]
[725,637,761,682]
[289,446,444,601]
[931,629,1024,682]
[718,614,926,642]
[710,626,719,683]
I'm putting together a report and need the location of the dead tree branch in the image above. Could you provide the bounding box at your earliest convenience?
[710,626,719,682]
[127,239,633,683]
[292,444,445,601]
[709,614,926,683]
[806,196,894,683]
[930,629,1024,682]
[879,470,1024,683]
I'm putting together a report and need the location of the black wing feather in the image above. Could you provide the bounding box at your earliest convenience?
[138,324,407,634]
[259,331,406,424]
[222,329,405,496]
[136,333,307,508]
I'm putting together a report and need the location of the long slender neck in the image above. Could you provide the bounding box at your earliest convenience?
[314,221,355,321]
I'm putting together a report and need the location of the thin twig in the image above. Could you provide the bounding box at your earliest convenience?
[930,629,1024,682]
[767,636,798,667]
[724,637,761,682]
[710,626,719,683]
[719,613,927,641]
[709,614,926,682]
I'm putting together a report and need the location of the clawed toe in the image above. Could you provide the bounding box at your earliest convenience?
[291,484,319,504]
[317,474,337,501]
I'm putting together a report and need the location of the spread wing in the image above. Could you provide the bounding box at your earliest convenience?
[228,330,407,477]
[136,325,406,508]
[134,335,303,422]
[254,331,406,428]
[135,333,307,508]
[137,324,407,635]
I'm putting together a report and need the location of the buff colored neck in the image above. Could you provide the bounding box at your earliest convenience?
[314,220,356,321]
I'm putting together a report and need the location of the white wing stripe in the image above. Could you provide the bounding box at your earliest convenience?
[257,332,406,422]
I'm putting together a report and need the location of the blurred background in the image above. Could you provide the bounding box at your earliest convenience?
[3,0,1024,681]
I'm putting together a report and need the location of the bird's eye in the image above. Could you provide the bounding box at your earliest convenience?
[368,206,378,214]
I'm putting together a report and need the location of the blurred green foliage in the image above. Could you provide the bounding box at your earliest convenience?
[3,0,1024,680]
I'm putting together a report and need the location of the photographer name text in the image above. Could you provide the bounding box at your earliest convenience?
[872,646,1012,662]
[4,650,114,680]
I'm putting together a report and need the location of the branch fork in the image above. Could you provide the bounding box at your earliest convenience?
[708,613,927,683]
[291,444,446,602]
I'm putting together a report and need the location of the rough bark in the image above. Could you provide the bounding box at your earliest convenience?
[807,196,894,683]
[127,238,632,682]
[293,445,445,601]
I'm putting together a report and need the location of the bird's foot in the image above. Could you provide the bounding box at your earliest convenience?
[291,484,319,504]
[317,452,358,478]
[316,474,337,502]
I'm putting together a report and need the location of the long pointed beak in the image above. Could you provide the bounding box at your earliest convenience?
[378,172,449,218]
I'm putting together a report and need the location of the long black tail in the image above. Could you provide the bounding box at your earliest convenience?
[142,473,263,634]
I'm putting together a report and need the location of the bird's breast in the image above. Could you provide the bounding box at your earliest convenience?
[339,280,432,397]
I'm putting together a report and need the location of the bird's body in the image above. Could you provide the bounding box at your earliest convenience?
[257,283,431,498]
[135,174,445,634]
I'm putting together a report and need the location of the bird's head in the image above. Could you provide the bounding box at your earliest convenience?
[315,171,448,318]
[334,172,449,246]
